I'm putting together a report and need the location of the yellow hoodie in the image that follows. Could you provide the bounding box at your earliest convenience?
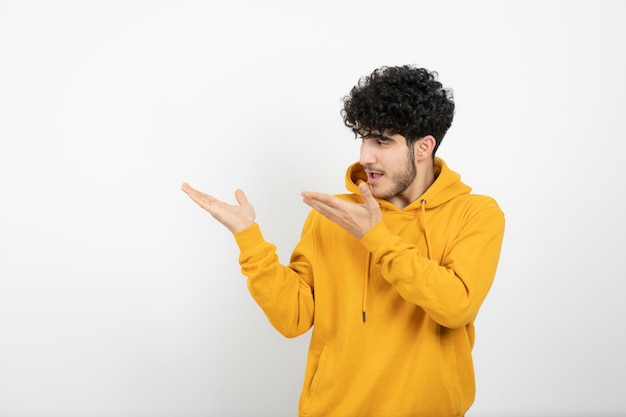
[234,158,505,417]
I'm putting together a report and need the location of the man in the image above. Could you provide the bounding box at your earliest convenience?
[182,65,505,417]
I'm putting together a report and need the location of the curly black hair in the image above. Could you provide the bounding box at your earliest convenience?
[341,65,455,155]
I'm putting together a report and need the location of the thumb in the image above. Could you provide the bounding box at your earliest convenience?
[358,182,377,206]
[234,189,249,206]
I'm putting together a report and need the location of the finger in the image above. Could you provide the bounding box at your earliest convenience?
[358,182,378,208]
[304,198,337,220]
[301,191,341,208]
[181,182,208,199]
[181,183,218,208]
[181,182,194,194]
[234,189,249,206]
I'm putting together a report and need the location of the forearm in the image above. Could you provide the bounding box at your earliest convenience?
[235,224,314,337]
[360,217,504,329]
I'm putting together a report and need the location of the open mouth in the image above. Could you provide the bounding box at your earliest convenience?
[366,171,384,182]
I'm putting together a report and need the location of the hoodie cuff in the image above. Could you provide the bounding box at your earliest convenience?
[233,223,265,252]
[360,221,397,254]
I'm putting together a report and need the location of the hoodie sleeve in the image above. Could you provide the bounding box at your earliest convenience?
[360,197,505,329]
[234,220,315,338]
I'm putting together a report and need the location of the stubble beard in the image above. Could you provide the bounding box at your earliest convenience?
[371,148,417,201]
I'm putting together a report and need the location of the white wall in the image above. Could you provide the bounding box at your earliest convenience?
[1,1,625,416]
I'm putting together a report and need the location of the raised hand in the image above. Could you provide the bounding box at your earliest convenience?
[301,182,382,239]
[181,183,256,233]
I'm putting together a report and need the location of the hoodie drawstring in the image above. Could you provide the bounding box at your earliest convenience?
[361,200,431,324]
[362,252,371,323]
[420,199,432,259]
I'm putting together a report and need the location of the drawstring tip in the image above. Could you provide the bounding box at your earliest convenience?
[362,311,367,323]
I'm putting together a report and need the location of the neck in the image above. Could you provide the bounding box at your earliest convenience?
[388,159,435,209]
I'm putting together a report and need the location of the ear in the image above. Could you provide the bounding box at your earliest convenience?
[415,135,436,162]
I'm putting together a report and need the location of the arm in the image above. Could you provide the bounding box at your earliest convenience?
[362,198,505,329]
[182,183,314,337]
[235,219,315,338]
[302,183,504,329]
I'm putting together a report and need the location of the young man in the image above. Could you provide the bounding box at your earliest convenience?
[182,65,505,417]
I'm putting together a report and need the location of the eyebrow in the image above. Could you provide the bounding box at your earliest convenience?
[360,132,395,141]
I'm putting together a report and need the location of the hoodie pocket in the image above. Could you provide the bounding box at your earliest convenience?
[442,331,464,416]
[300,346,330,414]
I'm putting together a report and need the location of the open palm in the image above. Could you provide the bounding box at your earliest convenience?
[181,183,256,233]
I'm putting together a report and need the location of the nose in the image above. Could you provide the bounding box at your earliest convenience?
[359,141,376,165]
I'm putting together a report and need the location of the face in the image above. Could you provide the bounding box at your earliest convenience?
[359,132,419,205]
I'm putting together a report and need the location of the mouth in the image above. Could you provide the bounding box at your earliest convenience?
[365,170,384,183]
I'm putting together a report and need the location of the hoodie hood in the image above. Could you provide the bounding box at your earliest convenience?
[345,157,472,211]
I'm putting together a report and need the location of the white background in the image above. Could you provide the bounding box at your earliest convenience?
[1,1,625,416]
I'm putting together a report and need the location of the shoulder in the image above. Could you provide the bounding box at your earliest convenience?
[447,193,504,224]
[466,193,502,211]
